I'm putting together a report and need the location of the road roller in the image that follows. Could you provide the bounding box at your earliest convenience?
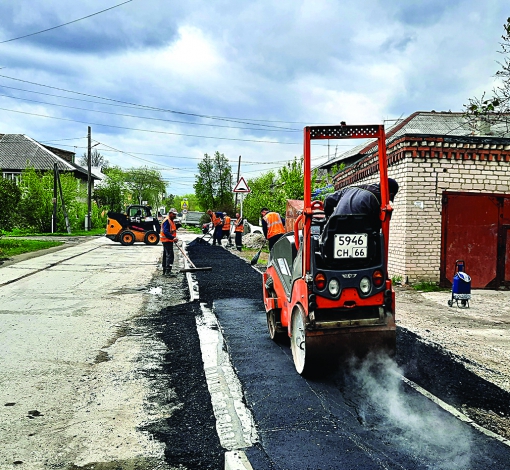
[262,124,396,375]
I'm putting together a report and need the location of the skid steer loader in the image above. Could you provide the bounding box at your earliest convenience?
[106,204,162,246]
[262,124,396,375]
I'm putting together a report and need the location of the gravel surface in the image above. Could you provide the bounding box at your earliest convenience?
[396,287,510,394]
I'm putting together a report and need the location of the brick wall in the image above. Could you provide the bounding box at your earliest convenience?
[333,137,510,283]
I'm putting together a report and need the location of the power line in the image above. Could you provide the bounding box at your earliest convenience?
[0,83,307,130]
[41,136,86,142]
[0,106,305,144]
[0,92,299,133]
[0,1,134,44]
[0,74,299,130]
[40,141,314,166]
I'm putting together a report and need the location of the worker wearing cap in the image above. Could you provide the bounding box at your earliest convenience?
[234,212,244,251]
[222,212,233,246]
[260,208,286,250]
[160,208,179,275]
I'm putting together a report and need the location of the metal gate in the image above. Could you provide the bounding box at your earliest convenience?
[440,192,510,289]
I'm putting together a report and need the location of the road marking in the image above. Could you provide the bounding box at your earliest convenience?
[401,376,510,447]
[196,303,258,450]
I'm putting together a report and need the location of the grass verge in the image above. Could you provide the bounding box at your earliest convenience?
[0,238,63,258]
[3,228,105,237]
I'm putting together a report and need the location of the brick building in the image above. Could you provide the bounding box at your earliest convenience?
[319,112,510,288]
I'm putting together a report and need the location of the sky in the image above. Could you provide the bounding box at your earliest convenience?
[0,0,508,195]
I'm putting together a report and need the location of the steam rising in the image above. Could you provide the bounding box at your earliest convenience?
[342,354,472,469]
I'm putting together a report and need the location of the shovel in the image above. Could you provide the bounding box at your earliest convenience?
[176,242,212,272]
[250,241,267,265]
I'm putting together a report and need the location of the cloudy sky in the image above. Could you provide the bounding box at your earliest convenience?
[0,0,507,195]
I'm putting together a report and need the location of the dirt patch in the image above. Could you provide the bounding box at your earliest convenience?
[396,286,510,394]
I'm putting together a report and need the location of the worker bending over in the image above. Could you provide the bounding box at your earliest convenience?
[207,209,224,246]
[324,178,399,228]
[160,208,179,276]
[260,208,286,250]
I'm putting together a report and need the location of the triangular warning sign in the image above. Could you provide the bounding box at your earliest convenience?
[233,176,251,193]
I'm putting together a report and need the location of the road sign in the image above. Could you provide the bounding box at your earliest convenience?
[233,177,251,193]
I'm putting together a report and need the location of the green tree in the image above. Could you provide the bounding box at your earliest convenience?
[243,171,285,224]
[162,194,175,210]
[172,194,202,212]
[241,157,345,224]
[465,17,510,134]
[0,177,21,231]
[278,157,305,201]
[17,167,86,232]
[93,166,128,213]
[79,149,109,169]
[194,152,234,212]
[124,167,167,208]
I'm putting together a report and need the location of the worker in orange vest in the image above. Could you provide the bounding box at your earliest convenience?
[260,208,285,250]
[222,212,233,246]
[160,208,179,275]
[233,212,244,251]
[207,209,224,246]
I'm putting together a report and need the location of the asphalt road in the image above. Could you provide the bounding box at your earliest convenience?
[1,234,510,469]
[187,240,510,470]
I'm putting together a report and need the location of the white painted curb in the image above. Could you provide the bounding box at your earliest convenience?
[224,450,254,470]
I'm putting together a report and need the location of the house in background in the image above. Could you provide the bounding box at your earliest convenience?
[0,133,99,185]
[318,111,510,289]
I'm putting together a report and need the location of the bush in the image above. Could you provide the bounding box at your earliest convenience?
[412,281,448,292]
[0,178,21,232]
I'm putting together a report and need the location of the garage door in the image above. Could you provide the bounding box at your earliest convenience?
[441,192,510,289]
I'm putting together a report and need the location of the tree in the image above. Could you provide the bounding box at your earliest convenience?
[194,152,234,212]
[79,149,109,169]
[278,157,305,201]
[172,194,202,212]
[124,167,167,208]
[93,166,129,213]
[0,177,21,231]
[241,157,344,224]
[17,167,86,232]
[465,17,510,134]
[243,171,284,224]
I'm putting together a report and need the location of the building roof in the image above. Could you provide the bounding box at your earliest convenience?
[318,111,510,169]
[0,134,98,179]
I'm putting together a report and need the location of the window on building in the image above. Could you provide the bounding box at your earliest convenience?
[3,172,21,184]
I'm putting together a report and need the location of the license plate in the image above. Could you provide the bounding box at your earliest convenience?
[333,233,368,258]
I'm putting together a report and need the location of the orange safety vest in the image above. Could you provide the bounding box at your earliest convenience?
[211,213,223,227]
[223,216,231,231]
[264,212,285,239]
[234,217,244,233]
[160,217,177,243]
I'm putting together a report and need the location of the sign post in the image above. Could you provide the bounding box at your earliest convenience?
[181,198,188,223]
[233,177,251,220]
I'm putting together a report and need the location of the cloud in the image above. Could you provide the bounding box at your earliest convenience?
[0,0,508,194]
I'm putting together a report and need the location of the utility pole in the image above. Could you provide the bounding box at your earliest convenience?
[52,163,57,233]
[87,126,92,231]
